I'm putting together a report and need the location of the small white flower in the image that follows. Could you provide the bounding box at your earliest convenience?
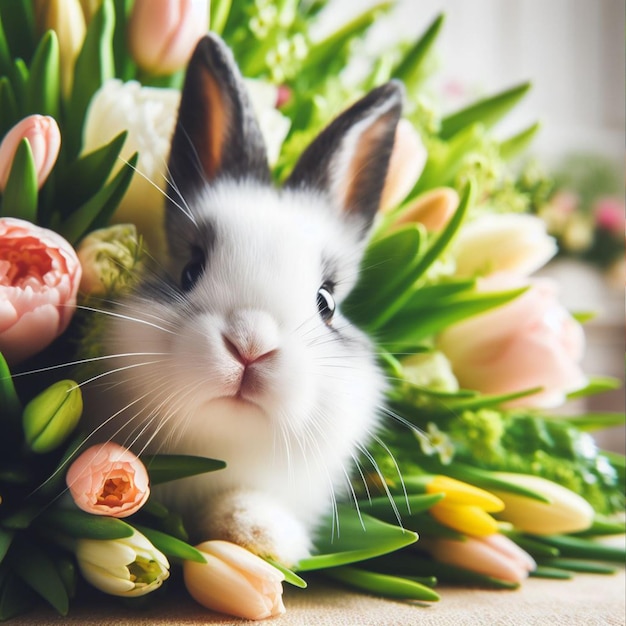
[416,422,455,465]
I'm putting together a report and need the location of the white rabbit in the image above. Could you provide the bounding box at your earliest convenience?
[86,33,403,567]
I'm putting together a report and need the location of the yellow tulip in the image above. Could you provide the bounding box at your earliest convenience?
[426,475,504,537]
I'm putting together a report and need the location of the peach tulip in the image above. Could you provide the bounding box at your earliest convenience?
[380,119,427,213]
[66,442,150,518]
[426,534,536,583]
[127,0,208,75]
[390,187,459,232]
[184,541,285,620]
[0,218,81,365]
[0,115,61,191]
[438,272,586,408]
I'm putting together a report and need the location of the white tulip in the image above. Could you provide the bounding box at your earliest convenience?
[76,530,170,597]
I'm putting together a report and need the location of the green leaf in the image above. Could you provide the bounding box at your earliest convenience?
[566,377,622,401]
[0,573,38,621]
[142,454,226,486]
[325,566,440,602]
[360,493,444,520]
[59,152,138,244]
[0,77,18,136]
[301,2,392,72]
[65,0,115,158]
[379,287,527,348]
[533,534,626,563]
[0,351,21,428]
[0,0,35,64]
[439,82,532,140]
[556,411,625,432]
[0,530,13,564]
[1,504,42,530]
[369,182,474,330]
[296,505,418,572]
[210,0,232,34]
[56,130,127,216]
[12,541,69,615]
[0,15,11,76]
[392,13,444,91]
[265,560,307,588]
[141,498,170,519]
[506,533,559,559]
[0,139,38,221]
[439,386,544,411]
[344,225,423,326]
[111,0,135,81]
[574,515,626,537]
[133,525,206,563]
[498,122,541,160]
[26,30,60,118]
[530,565,573,580]
[540,558,617,575]
[53,554,77,599]
[40,509,135,540]
[571,311,596,324]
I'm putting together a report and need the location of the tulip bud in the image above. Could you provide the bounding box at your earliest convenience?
[128,0,208,76]
[34,0,86,96]
[22,380,83,453]
[0,115,61,192]
[380,119,427,213]
[184,541,285,620]
[76,530,170,596]
[490,473,595,535]
[391,188,459,232]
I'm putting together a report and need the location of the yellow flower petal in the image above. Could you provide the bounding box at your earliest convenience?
[426,476,504,512]
[430,502,500,536]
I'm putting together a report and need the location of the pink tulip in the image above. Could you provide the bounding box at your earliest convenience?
[0,115,61,191]
[391,187,459,232]
[184,541,285,620]
[438,272,586,408]
[128,0,208,76]
[66,442,150,518]
[0,218,81,365]
[380,119,427,212]
[426,534,536,583]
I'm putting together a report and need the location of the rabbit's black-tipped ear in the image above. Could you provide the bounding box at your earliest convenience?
[168,34,271,193]
[284,81,403,231]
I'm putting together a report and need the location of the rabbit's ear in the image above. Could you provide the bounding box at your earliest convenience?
[168,34,271,194]
[285,81,403,231]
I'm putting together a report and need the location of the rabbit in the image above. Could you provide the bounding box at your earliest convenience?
[85,33,403,567]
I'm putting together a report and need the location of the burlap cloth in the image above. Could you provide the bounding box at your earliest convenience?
[10,568,625,625]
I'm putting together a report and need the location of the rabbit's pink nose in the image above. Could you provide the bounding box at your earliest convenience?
[222,334,277,366]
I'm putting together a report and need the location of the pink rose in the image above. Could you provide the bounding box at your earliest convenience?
[0,218,81,365]
[66,442,150,518]
[127,0,208,76]
[0,115,61,191]
[438,272,586,408]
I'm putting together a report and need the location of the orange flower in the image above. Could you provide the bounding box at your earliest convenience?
[66,442,150,518]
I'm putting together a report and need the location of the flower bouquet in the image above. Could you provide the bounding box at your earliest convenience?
[0,0,624,622]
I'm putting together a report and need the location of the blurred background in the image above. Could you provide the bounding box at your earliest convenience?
[320,0,625,451]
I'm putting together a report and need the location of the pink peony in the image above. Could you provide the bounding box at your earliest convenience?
[66,442,150,518]
[438,272,586,408]
[0,217,81,365]
[594,197,625,234]
[0,115,61,191]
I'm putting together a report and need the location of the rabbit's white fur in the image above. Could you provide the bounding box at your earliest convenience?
[94,181,385,565]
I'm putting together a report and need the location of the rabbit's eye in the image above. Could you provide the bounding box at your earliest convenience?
[317,284,335,323]
[181,251,205,291]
